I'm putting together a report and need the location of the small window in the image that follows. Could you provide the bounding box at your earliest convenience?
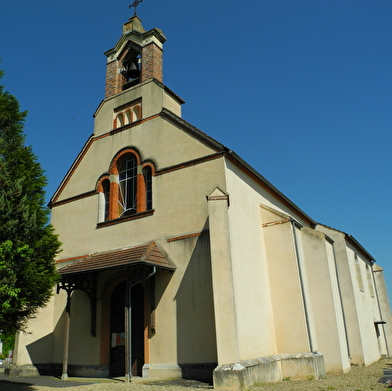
[102,179,110,221]
[97,177,111,223]
[143,166,153,210]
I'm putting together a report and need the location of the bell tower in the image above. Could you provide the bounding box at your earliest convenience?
[104,15,166,98]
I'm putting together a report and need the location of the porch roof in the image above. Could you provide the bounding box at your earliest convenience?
[57,242,174,275]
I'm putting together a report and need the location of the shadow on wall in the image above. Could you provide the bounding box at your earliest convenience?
[174,220,217,382]
[26,307,68,376]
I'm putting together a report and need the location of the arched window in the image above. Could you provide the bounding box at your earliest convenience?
[143,166,152,210]
[102,179,110,221]
[97,149,154,225]
[97,177,111,223]
[118,153,138,217]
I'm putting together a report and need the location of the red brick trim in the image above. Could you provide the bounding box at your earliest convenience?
[137,172,146,213]
[51,153,221,208]
[167,230,208,243]
[262,218,292,228]
[156,152,224,176]
[109,181,119,220]
[50,190,97,208]
[56,254,90,265]
[141,161,156,174]
[96,175,110,192]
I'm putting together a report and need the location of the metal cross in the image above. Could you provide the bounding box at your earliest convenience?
[129,0,143,15]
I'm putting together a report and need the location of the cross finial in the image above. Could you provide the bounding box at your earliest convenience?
[129,0,143,15]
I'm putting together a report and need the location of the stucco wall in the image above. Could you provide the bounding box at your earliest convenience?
[316,225,384,366]
[224,160,287,360]
[301,228,350,373]
[94,80,182,137]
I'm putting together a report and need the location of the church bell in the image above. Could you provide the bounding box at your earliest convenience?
[128,61,140,79]
[121,60,140,80]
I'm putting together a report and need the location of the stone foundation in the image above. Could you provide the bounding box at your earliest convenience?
[143,362,216,382]
[12,363,110,378]
[213,352,325,390]
[4,364,39,378]
[142,363,182,379]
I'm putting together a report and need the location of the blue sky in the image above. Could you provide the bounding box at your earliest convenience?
[1,1,392,295]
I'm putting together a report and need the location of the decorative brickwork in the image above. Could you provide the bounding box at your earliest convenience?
[105,60,127,98]
[94,148,156,222]
[137,172,146,213]
[141,43,163,83]
[113,103,142,129]
[104,16,165,98]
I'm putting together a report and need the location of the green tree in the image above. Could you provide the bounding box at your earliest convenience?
[1,332,15,357]
[0,69,61,335]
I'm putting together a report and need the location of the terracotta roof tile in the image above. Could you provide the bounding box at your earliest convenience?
[58,242,173,275]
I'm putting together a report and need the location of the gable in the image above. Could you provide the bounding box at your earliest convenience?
[50,109,225,205]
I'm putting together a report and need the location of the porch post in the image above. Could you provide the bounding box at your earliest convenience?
[124,280,132,383]
[62,291,72,380]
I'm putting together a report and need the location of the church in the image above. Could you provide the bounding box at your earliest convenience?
[9,12,392,390]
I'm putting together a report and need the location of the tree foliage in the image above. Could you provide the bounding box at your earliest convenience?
[0,70,61,334]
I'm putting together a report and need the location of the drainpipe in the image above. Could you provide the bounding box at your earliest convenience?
[125,266,157,383]
[291,220,314,352]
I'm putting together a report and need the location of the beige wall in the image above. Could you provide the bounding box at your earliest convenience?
[224,160,321,360]
[373,264,392,356]
[316,225,385,366]
[52,157,225,260]
[94,79,182,138]
[301,228,350,373]
[13,295,56,366]
[224,163,277,360]
[49,108,227,368]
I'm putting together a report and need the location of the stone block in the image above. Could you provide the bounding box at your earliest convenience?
[4,364,39,378]
[213,352,325,390]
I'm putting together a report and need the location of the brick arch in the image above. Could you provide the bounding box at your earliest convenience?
[96,174,110,193]
[141,160,156,175]
[141,162,155,212]
[97,148,154,222]
[109,147,142,175]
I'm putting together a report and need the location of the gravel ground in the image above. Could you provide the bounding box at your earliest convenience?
[1,358,392,391]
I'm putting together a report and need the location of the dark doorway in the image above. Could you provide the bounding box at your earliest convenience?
[109,281,145,377]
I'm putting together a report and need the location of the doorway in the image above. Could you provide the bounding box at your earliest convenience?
[109,281,145,377]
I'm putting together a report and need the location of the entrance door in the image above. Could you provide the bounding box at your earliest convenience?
[109,281,145,377]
